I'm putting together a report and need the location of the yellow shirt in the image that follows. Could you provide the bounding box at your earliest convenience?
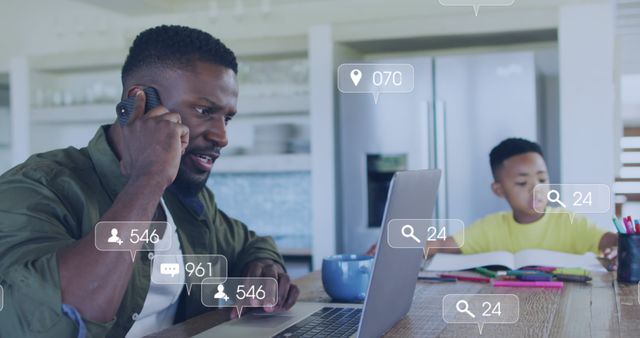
[453,208,606,255]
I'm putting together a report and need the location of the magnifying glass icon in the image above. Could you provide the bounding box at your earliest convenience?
[547,190,567,208]
[401,225,420,244]
[456,300,475,318]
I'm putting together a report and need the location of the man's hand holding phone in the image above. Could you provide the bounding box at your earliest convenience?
[119,88,189,189]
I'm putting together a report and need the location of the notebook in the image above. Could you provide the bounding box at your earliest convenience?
[422,249,606,272]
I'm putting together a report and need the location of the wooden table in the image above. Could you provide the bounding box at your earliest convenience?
[147,270,640,337]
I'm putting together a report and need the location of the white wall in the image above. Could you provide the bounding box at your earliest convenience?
[9,57,30,167]
[308,25,337,268]
[0,107,10,172]
[559,3,616,229]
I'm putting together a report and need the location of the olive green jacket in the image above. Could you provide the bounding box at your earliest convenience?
[0,126,284,337]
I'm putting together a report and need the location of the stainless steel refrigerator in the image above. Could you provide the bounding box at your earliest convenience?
[338,50,541,254]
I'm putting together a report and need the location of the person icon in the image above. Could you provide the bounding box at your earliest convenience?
[214,284,229,301]
[107,228,123,245]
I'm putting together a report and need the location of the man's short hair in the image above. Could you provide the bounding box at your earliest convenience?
[121,25,238,85]
[489,138,544,179]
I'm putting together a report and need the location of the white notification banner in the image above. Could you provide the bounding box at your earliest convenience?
[438,0,516,16]
[151,254,228,294]
[443,294,519,334]
[533,184,611,223]
[95,221,172,261]
[387,219,464,257]
[337,63,414,104]
[201,277,278,317]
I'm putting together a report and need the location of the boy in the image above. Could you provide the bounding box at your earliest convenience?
[427,138,618,264]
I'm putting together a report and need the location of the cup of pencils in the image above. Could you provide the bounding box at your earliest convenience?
[616,216,640,283]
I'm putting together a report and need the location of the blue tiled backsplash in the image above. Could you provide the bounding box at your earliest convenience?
[207,172,312,251]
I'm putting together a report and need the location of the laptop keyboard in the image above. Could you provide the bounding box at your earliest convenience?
[272,307,362,338]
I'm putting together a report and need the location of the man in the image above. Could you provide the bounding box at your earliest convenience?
[0,25,298,337]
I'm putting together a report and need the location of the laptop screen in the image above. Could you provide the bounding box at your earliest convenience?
[358,169,441,337]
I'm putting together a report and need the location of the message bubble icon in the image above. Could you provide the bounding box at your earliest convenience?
[152,254,228,295]
[337,64,414,104]
[533,184,611,223]
[443,294,519,334]
[94,221,172,261]
[201,277,278,317]
[160,263,180,277]
[387,219,465,257]
[439,0,516,16]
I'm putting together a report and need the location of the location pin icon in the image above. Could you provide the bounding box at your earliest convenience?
[350,69,362,86]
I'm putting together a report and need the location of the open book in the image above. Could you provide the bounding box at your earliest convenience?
[423,249,606,272]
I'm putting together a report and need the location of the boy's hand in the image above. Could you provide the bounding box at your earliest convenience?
[424,238,462,259]
[365,244,377,256]
[600,247,618,271]
[598,232,618,271]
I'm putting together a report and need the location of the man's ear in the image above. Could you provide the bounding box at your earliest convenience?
[491,181,505,198]
[124,86,144,98]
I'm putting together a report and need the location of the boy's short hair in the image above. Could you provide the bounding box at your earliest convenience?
[121,25,238,85]
[490,138,544,180]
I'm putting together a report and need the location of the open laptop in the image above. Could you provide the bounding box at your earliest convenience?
[194,169,441,338]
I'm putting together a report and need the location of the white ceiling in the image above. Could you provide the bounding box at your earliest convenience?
[71,0,602,17]
[73,0,345,16]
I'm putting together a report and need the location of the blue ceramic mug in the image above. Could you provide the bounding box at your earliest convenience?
[322,254,373,303]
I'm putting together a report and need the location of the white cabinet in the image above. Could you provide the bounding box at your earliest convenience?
[14,54,313,169]
[216,56,311,172]
[25,60,121,154]
[214,154,311,173]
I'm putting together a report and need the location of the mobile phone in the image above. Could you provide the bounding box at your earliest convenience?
[116,87,161,125]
